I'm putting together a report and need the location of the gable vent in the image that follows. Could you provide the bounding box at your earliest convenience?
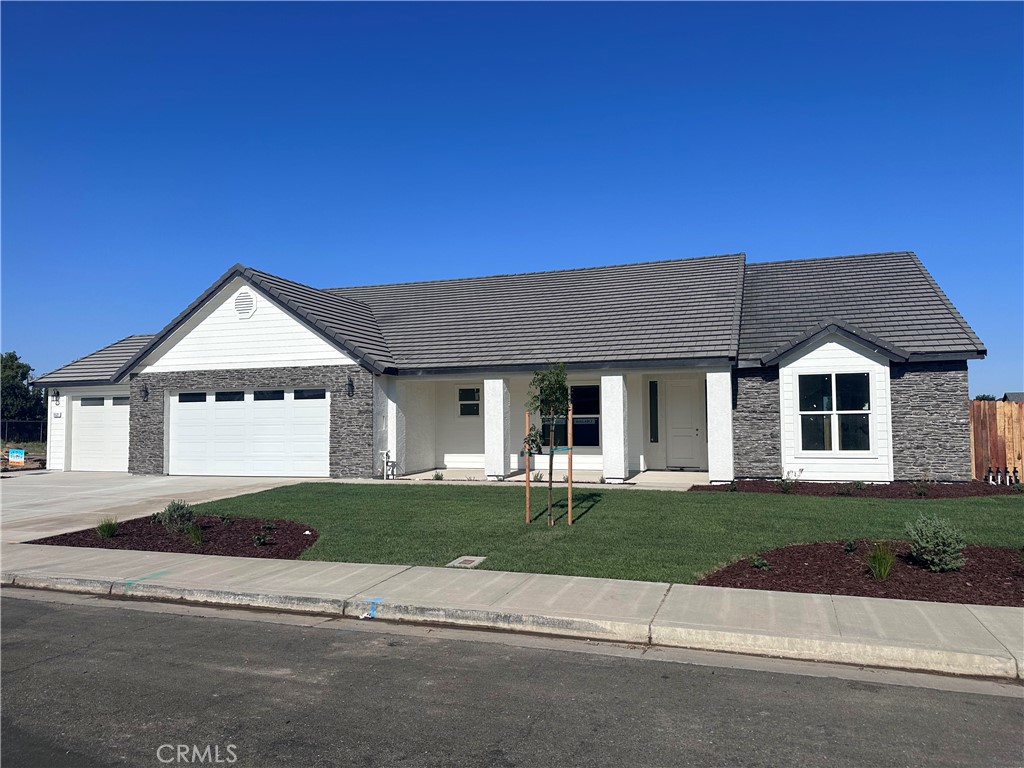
[234,290,257,319]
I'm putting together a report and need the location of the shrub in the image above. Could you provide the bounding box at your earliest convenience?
[154,500,196,534]
[843,539,858,555]
[218,513,232,525]
[253,533,270,547]
[778,469,802,494]
[727,481,738,492]
[432,471,444,481]
[532,471,543,482]
[906,515,966,572]
[96,517,118,539]
[260,522,276,531]
[867,542,895,581]
[598,475,607,484]
[751,555,770,571]
[185,525,203,546]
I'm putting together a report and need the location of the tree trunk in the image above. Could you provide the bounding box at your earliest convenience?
[547,412,555,525]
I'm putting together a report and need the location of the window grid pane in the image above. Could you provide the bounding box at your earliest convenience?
[839,414,871,451]
[798,375,832,412]
[801,414,831,451]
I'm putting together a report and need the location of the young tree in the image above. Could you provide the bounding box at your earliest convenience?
[1,352,45,421]
[526,362,569,525]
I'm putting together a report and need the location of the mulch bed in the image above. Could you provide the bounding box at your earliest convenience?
[699,541,1024,607]
[31,515,319,560]
[690,480,1021,499]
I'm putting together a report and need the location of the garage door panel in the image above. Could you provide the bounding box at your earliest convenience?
[169,390,330,477]
[70,396,130,472]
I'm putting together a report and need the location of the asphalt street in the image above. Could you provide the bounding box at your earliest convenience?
[2,591,1021,768]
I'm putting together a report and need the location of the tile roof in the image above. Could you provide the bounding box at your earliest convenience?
[326,254,746,371]
[33,335,155,386]
[737,252,985,364]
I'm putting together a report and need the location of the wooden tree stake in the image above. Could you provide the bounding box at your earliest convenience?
[525,411,531,524]
[568,402,574,525]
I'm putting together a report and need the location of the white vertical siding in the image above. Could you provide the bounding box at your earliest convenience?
[47,392,67,470]
[141,277,353,372]
[706,368,734,482]
[779,336,893,482]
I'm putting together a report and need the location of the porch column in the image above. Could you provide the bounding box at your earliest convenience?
[484,378,511,480]
[372,376,403,476]
[601,374,628,483]
[706,368,734,482]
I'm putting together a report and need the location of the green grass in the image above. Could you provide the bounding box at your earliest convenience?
[194,484,1024,584]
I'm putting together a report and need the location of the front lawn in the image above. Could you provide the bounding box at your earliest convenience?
[194,483,1023,584]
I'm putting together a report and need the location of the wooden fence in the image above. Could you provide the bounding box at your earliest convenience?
[970,400,1024,481]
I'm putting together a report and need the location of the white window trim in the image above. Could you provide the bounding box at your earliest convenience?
[457,385,481,418]
[794,371,877,459]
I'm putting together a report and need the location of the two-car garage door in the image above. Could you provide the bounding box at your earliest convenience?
[168,388,330,477]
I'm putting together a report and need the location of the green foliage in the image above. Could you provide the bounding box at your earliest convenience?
[185,525,204,546]
[253,533,270,546]
[1,352,45,421]
[432,471,444,481]
[867,542,895,581]
[906,515,966,572]
[843,539,858,554]
[913,483,929,497]
[778,470,802,494]
[260,522,276,531]
[526,362,569,423]
[973,394,996,401]
[598,475,606,484]
[523,425,543,456]
[96,517,118,539]
[154,499,196,534]
[727,481,738,492]
[750,555,770,571]
[532,471,543,482]
[218,513,232,525]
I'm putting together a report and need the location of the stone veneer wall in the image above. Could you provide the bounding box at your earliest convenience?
[890,361,970,481]
[129,365,375,478]
[732,368,781,478]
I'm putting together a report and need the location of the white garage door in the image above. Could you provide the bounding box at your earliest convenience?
[168,388,330,477]
[70,395,130,471]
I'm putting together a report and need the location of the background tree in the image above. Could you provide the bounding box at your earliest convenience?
[973,394,997,401]
[526,362,569,525]
[1,352,45,421]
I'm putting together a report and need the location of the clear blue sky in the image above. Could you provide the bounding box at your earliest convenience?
[3,2,1021,395]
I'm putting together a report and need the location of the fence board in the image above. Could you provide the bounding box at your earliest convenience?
[970,401,1024,480]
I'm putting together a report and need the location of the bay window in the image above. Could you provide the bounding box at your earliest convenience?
[798,373,871,452]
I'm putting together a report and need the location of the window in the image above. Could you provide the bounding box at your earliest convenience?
[540,385,601,447]
[81,397,104,406]
[254,390,284,401]
[458,387,480,416]
[178,393,206,403]
[112,397,130,406]
[798,373,871,452]
[215,391,244,402]
[649,381,659,443]
[294,388,326,400]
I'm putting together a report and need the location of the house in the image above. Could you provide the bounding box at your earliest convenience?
[33,251,985,483]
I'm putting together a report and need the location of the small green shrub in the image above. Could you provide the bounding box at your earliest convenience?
[432,471,444,481]
[154,500,196,533]
[96,517,118,539]
[778,470,802,494]
[532,471,543,482]
[843,539,858,555]
[598,475,607,484]
[1011,483,1024,494]
[260,522,276,531]
[867,542,895,581]
[853,481,867,490]
[253,533,270,547]
[835,484,855,497]
[727,481,738,492]
[751,555,770,571]
[913,483,929,497]
[218,513,232,525]
[906,515,966,572]
[562,474,569,483]
[185,525,203,546]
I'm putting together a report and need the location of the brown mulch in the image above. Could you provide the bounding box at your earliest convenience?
[698,541,1024,607]
[31,515,319,560]
[690,480,1021,499]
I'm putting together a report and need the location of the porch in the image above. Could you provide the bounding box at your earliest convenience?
[374,368,734,484]
[400,468,710,490]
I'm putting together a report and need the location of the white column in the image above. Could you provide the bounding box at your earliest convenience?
[373,376,403,476]
[484,378,511,480]
[706,368,734,483]
[601,374,628,483]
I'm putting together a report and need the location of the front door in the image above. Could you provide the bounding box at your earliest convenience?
[666,379,707,469]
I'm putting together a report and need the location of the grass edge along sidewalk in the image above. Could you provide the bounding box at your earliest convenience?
[191,483,1023,585]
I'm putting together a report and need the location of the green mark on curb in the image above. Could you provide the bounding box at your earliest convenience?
[122,570,174,590]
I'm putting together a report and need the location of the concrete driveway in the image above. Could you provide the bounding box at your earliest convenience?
[0,472,303,543]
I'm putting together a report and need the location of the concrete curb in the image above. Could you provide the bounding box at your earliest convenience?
[4,572,1020,680]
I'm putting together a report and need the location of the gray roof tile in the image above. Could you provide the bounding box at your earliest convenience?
[33,335,155,386]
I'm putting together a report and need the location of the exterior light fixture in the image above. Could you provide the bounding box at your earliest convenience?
[141,384,150,402]
[346,376,355,398]
[51,389,61,404]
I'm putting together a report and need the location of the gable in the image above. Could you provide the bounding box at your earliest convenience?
[139,278,354,373]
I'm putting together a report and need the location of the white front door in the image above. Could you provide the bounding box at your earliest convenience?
[666,378,707,469]
[70,395,130,471]
[168,388,330,477]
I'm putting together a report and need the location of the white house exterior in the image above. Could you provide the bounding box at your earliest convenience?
[34,252,985,483]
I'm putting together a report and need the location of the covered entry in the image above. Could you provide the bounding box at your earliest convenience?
[168,388,330,477]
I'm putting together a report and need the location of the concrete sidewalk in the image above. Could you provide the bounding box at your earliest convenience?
[2,541,1021,680]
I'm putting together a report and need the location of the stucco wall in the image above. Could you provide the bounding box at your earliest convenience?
[129,365,374,478]
[732,368,781,478]
[890,361,971,481]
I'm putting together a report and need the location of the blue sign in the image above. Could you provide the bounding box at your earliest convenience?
[8,449,25,465]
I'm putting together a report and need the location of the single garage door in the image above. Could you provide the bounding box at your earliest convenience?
[70,395,130,471]
[168,388,330,477]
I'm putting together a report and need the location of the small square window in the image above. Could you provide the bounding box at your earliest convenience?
[254,390,284,401]
[459,403,480,416]
[295,388,326,400]
[178,393,206,403]
[458,388,480,402]
[215,391,244,402]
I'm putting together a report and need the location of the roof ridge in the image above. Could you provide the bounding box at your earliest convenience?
[747,251,915,269]
[244,266,376,313]
[324,252,746,292]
